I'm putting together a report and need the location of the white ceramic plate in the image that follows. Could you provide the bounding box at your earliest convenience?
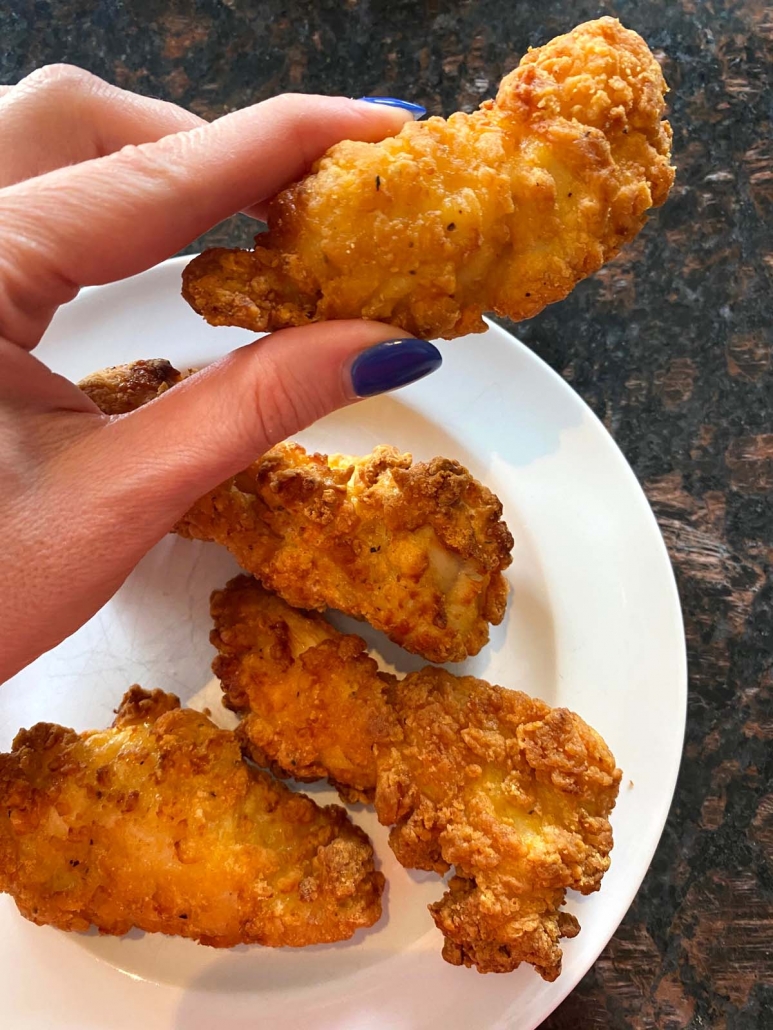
[0,256,686,1030]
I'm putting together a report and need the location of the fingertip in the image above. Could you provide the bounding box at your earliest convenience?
[347,337,442,398]
[348,97,415,136]
[257,92,413,143]
[356,97,426,120]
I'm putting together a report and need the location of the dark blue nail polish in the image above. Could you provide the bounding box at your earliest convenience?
[350,339,442,397]
[358,96,426,118]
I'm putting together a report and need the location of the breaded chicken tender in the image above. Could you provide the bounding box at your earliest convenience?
[182,18,674,340]
[180,441,512,663]
[211,577,621,979]
[211,576,398,802]
[78,358,514,663]
[377,671,619,979]
[0,687,383,947]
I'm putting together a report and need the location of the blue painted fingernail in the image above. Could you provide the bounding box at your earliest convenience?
[349,339,442,397]
[358,96,426,118]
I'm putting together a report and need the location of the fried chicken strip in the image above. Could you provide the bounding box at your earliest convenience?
[182,18,674,340]
[211,577,621,979]
[0,687,383,947]
[79,360,514,664]
[211,576,398,802]
[180,442,512,663]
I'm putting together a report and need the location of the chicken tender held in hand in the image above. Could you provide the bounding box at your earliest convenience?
[211,577,621,980]
[183,18,674,340]
[0,687,383,948]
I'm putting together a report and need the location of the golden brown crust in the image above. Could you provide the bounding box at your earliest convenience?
[111,684,182,726]
[430,874,580,979]
[378,668,620,978]
[211,576,397,802]
[77,359,188,415]
[182,18,674,340]
[209,578,621,978]
[180,441,513,663]
[0,687,383,947]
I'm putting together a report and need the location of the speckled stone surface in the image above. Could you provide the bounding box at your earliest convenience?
[3,1,772,1026]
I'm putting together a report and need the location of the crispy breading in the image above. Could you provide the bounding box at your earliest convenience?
[0,687,383,947]
[79,361,513,663]
[182,442,512,663]
[182,18,674,340]
[211,577,621,979]
[379,669,620,979]
[78,359,188,415]
[211,577,398,802]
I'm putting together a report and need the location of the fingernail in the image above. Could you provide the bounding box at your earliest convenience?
[349,339,442,397]
[358,96,426,119]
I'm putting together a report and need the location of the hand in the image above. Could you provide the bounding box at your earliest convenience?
[0,66,441,683]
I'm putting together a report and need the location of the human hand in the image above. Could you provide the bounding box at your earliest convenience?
[0,66,441,683]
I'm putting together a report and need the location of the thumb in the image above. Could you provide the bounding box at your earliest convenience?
[0,322,440,681]
[92,322,441,525]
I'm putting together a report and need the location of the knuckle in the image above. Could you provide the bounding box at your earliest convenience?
[252,374,308,447]
[108,137,182,193]
[262,92,306,116]
[259,94,318,158]
[18,63,98,96]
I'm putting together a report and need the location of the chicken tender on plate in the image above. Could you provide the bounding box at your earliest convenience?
[79,360,514,664]
[211,577,621,979]
[183,17,674,340]
[211,575,399,802]
[180,441,512,663]
[0,687,383,947]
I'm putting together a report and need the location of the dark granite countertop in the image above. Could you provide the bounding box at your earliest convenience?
[3,0,772,1026]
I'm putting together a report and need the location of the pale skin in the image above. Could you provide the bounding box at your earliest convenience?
[0,65,420,684]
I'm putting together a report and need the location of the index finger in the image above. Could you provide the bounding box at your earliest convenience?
[0,94,413,348]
